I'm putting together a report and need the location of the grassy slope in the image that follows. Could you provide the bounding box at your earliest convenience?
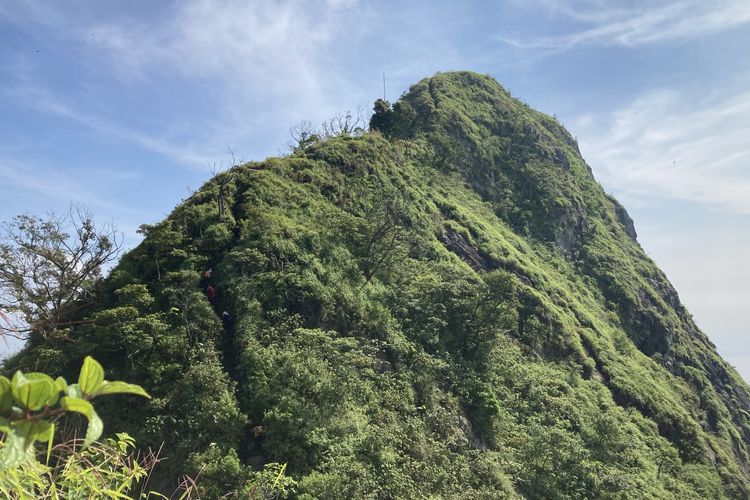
[7,72,750,498]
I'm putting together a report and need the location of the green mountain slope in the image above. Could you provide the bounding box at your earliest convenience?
[8,71,750,498]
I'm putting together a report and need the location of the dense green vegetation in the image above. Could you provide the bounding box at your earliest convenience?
[5,71,750,498]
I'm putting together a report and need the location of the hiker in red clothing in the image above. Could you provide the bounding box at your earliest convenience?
[206,285,217,304]
[200,269,212,292]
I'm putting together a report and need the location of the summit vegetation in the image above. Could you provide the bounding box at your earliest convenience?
[3,71,749,498]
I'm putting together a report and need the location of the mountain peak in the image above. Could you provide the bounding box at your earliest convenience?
[7,71,750,498]
[373,71,601,257]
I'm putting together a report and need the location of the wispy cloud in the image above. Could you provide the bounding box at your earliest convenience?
[501,0,750,50]
[0,157,128,212]
[574,85,750,212]
[84,0,370,124]
[7,83,215,167]
[2,0,371,167]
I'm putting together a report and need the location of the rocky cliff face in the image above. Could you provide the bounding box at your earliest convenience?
[9,72,750,498]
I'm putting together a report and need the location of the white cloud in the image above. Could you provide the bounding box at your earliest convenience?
[3,0,371,167]
[8,83,215,167]
[502,0,750,50]
[574,86,750,213]
[85,0,368,122]
[0,153,153,255]
[575,83,750,379]
[0,159,122,213]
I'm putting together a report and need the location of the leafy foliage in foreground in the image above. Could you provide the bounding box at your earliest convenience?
[0,356,149,470]
[0,433,151,499]
[0,358,155,498]
[5,72,750,498]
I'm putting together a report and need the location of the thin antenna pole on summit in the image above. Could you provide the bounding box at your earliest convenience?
[383,72,386,101]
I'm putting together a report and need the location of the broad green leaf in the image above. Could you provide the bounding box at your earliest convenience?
[32,420,54,443]
[0,426,30,470]
[83,408,103,449]
[61,396,100,449]
[92,381,151,399]
[54,376,67,393]
[25,373,60,406]
[11,371,55,411]
[0,420,40,470]
[0,416,10,434]
[59,396,93,419]
[66,383,83,399]
[24,372,60,406]
[0,376,12,412]
[10,419,53,444]
[78,356,105,395]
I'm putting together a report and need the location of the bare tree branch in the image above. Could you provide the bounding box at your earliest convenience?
[287,120,320,152]
[0,206,122,341]
[208,148,241,219]
[320,107,368,139]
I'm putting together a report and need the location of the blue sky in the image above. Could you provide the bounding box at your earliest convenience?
[1,0,749,380]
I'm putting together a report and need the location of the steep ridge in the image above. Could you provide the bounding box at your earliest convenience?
[7,72,750,498]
